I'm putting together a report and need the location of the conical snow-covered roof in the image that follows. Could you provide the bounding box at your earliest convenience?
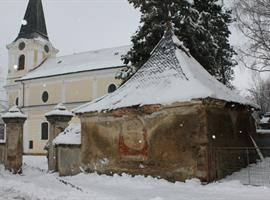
[1,106,27,119]
[75,29,256,114]
[45,103,74,117]
[15,0,48,41]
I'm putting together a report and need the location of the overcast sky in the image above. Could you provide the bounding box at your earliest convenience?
[0,0,255,97]
[0,0,140,75]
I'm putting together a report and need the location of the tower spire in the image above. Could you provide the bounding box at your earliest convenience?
[15,0,48,41]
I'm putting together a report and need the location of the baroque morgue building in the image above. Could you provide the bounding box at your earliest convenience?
[74,28,257,182]
[4,0,128,154]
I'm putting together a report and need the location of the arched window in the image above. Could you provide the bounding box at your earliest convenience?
[108,84,117,93]
[18,55,25,70]
[41,122,49,140]
[15,97,19,106]
[29,140,33,149]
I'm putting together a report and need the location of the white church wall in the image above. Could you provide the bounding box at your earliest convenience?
[6,38,58,85]
[20,67,122,154]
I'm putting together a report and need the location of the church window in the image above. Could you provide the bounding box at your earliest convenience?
[44,45,49,53]
[42,91,49,103]
[29,140,33,149]
[108,84,117,93]
[0,124,5,141]
[15,97,19,106]
[41,122,49,140]
[18,55,25,70]
[18,42,25,50]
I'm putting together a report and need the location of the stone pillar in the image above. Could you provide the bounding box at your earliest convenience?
[1,106,26,173]
[45,103,73,172]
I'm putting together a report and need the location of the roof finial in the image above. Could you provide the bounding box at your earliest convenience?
[165,14,173,35]
[165,2,173,33]
[168,9,172,19]
[166,20,173,31]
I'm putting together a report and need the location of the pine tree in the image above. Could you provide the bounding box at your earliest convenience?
[118,0,236,87]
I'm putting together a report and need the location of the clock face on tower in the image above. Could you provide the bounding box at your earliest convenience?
[18,42,25,50]
[44,45,49,53]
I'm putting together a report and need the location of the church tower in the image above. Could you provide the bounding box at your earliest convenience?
[6,0,58,107]
[6,0,58,85]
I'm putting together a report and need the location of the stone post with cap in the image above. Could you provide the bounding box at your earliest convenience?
[45,103,73,171]
[1,106,27,173]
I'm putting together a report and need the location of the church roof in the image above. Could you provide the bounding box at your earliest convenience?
[53,124,81,146]
[74,30,257,114]
[20,45,130,81]
[15,0,48,41]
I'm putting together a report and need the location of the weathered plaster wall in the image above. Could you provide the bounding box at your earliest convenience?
[79,102,256,182]
[56,145,81,176]
[80,103,209,182]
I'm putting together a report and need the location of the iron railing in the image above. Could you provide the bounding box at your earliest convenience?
[214,147,270,186]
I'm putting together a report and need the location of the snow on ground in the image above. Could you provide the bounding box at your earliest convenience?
[0,156,270,200]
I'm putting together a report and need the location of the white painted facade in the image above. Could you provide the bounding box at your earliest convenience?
[3,0,128,154]
[4,38,125,154]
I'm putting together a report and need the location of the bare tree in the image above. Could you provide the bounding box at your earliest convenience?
[247,72,270,113]
[235,0,270,72]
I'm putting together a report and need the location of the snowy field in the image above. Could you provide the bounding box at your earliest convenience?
[0,156,270,200]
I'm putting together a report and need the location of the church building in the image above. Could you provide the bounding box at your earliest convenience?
[4,0,129,154]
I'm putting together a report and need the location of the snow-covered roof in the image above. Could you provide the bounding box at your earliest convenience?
[45,103,74,117]
[20,45,131,81]
[1,106,27,119]
[264,112,270,117]
[53,124,81,145]
[74,29,257,114]
[260,117,270,124]
[257,129,270,134]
